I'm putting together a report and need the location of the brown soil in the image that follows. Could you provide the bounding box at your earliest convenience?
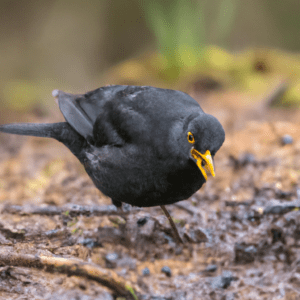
[0,88,300,300]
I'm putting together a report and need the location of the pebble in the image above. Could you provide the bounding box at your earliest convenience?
[205,264,218,273]
[105,253,119,268]
[235,243,257,264]
[211,271,237,289]
[78,238,100,249]
[161,266,172,277]
[137,216,149,227]
[281,134,293,145]
[142,267,150,276]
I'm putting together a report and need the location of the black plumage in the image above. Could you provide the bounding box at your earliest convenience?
[0,85,225,243]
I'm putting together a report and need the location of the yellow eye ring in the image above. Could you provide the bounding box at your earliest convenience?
[187,132,195,144]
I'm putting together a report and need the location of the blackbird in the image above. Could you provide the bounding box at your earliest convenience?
[0,85,225,243]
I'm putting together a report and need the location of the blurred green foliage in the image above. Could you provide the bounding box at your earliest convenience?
[141,0,205,80]
[1,0,300,115]
[141,0,238,81]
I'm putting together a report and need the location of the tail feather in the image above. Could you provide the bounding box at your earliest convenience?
[0,122,87,160]
[0,123,56,138]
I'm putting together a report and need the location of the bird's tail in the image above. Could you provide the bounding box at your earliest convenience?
[0,122,58,138]
[0,122,86,159]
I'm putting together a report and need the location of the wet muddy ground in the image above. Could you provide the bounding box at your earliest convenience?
[0,91,300,299]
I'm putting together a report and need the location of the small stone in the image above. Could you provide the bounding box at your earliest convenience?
[137,216,149,227]
[122,203,132,212]
[105,253,119,268]
[281,134,293,145]
[78,238,100,248]
[235,243,257,264]
[139,218,155,237]
[142,267,150,276]
[161,266,172,277]
[270,227,283,243]
[106,253,118,261]
[205,264,218,273]
[211,271,237,289]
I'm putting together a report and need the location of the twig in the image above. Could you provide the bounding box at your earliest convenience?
[263,205,298,215]
[0,249,138,299]
[2,204,137,217]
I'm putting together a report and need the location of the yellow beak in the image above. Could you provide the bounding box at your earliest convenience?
[190,149,215,181]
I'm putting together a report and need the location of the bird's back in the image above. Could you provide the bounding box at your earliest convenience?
[57,85,203,146]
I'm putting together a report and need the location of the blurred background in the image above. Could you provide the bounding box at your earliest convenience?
[0,0,300,125]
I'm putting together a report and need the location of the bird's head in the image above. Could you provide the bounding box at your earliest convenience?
[186,114,225,181]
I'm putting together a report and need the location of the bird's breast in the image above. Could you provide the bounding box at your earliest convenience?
[82,145,205,206]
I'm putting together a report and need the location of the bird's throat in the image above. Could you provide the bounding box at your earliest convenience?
[191,149,215,180]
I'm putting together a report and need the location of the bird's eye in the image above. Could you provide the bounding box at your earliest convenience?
[187,132,195,144]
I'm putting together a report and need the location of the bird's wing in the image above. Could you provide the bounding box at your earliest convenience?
[54,86,129,141]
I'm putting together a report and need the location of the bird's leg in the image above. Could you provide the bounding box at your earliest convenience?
[160,205,183,244]
[112,199,123,214]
